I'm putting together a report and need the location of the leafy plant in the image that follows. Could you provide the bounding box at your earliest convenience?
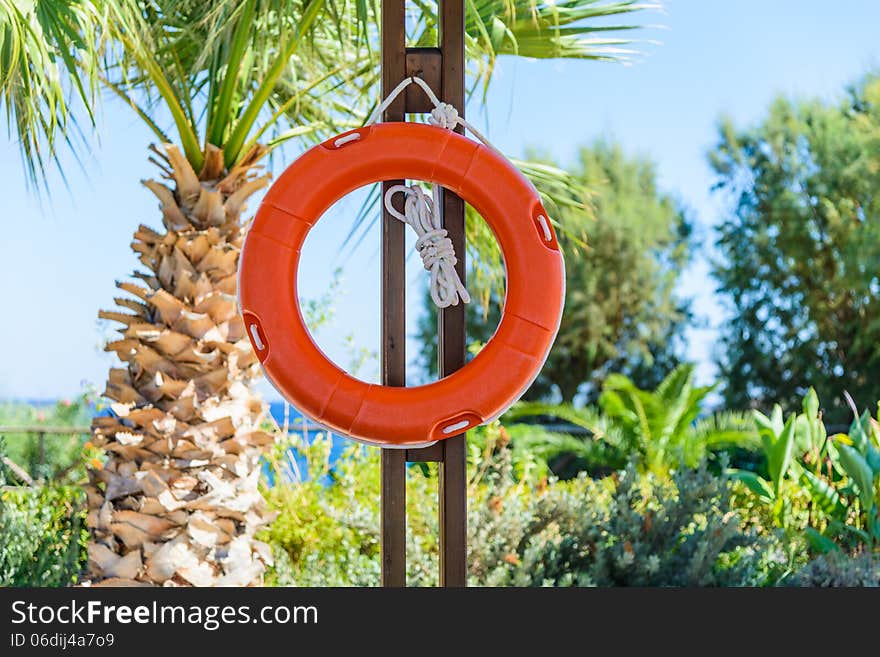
[260,419,786,587]
[730,388,880,552]
[506,364,757,476]
[809,406,880,550]
[470,459,787,586]
[788,551,880,587]
[0,395,93,485]
[727,407,797,525]
[260,431,440,587]
[0,438,88,587]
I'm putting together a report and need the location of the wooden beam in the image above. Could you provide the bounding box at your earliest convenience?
[438,0,468,588]
[380,0,468,589]
[406,442,443,463]
[380,0,407,589]
[405,48,442,113]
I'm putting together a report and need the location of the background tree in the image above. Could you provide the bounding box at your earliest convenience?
[2,1,657,585]
[418,140,691,402]
[711,73,880,422]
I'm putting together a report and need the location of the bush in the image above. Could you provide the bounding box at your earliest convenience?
[729,389,880,554]
[0,442,87,586]
[789,551,880,587]
[506,364,757,478]
[471,458,787,587]
[260,434,439,587]
[0,395,94,484]
[261,425,786,587]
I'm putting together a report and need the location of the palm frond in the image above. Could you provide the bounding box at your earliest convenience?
[502,401,631,471]
[90,1,378,171]
[463,0,658,93]
[691,411,759,450]
[0,0,101,185]
[6,0,658,189]
[504,423,625,472]
[505,400,628,446]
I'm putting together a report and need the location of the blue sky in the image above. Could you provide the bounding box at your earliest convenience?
[2,0,879,402]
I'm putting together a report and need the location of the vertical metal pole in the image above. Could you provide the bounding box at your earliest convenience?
[437,0,468,588]
[380,0,407,588]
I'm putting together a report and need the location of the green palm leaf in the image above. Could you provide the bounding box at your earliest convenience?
[4,0,659,211]
[508,365,755,475]
[0,0,100,185]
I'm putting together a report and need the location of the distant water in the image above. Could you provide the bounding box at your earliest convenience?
[11,399,351,483]
[266,400,352,484]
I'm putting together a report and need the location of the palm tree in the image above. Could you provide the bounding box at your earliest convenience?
[2,1,657,586]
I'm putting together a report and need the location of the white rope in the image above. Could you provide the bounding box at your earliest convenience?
[366,76,496,150]
[364,76,499,308]
[383,183,470,308]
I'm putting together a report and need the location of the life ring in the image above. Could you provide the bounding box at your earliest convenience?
[239,122,564,446]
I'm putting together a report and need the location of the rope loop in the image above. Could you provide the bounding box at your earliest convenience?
[368,76,483,309]
[384,184,470,308]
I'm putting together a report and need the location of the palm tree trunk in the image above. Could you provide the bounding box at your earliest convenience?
[86,143,275,586]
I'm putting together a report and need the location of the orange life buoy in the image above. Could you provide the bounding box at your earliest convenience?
[239,122,564,446]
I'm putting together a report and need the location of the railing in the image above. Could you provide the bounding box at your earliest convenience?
[0,425,90,487]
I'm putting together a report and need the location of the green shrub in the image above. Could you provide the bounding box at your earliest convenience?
[0,441,88,586]
[261,425,785,587]
[788,551,880,587]
[729,389,880,553]
[0,395,93,484]
[260,433,440,587]
[471,458,787,587]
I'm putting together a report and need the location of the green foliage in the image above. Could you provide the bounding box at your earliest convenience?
[260,421,782,587]
[2,0,655,186]
[788,551,880,587]
[0,395,93,485]
[711,74,880,422]
[95,0,370,169]
[729,388,880,552]
[507,364,758,476]
[0,439,88,587]
[259,432,440,586]
[0,0,101,184]
[472,461,787,587]
[418,141,691,401]
[9,389,877,588]
[260,436,380,586]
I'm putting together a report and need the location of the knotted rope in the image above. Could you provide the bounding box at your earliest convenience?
[365,76,498,308]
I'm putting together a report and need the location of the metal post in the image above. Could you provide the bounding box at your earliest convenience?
[380,0,468,587]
